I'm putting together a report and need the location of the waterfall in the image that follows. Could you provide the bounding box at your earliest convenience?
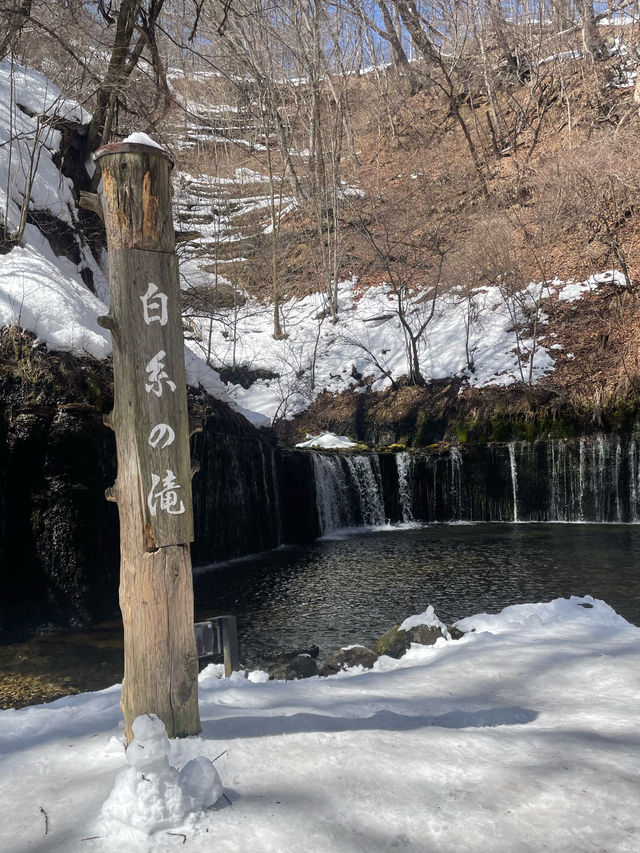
[344,455,386,526]
[312,453,353,534]
[630,440,639,523]
[311,452,386,533]
[450,446,463,520]
[578,439,586,521]
[396,452,414,522]
[307,434,640,537]
[508,442,519,522]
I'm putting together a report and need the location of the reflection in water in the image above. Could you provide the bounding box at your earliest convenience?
[2,523,639,706]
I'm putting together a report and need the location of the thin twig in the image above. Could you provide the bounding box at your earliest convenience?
[39,806,48,836]
[166,832,187,843]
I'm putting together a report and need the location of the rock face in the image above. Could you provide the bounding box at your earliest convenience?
[1,407,119,635]
[319,646,378,676]
[0,384,293,635]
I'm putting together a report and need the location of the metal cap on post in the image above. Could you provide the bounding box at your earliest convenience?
[96,138,200,741]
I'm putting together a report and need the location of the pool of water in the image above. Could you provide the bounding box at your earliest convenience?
[195,522,640,664]
[2,523,639,706]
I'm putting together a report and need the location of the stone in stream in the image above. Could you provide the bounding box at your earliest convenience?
[268,654,318,681]
[319,646,379,677]
[375,623,458,659]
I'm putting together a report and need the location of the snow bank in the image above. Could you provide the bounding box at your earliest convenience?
[1,596,639,852]
[455,594,628,635]
[0,241,111,358]
[0,64,266,426]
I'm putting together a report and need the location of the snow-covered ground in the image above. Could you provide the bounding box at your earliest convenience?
[0,596,638,852]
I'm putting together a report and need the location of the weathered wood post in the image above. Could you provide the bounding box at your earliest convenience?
[94,140,200,742]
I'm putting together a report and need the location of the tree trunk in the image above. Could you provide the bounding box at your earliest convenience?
[0,0,32,60]
[86,0,140,153]
[95,141,200,742]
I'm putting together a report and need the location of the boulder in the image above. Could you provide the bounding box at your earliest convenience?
[375,624,445,659]
[263,645,320,662]
[268,654,318,681]
[319,645,378,677]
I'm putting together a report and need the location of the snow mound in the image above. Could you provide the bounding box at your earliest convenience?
[400,604,449,637]
[99,714,222,845]
[295,432,359,449]
[455,595,629,635]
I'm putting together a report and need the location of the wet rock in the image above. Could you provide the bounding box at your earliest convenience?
[262,645,320,663]
[268,654,318,681]
[375,624,446,659]
[448,626,465,640]
[319,645,378,676]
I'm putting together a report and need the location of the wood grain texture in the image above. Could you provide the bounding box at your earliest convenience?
[96,143,200,741]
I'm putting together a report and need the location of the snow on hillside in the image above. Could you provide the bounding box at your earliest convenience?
[0,63,266,423]
[193,277,559,422]
[0,596,638,852]
[0,61,625,430]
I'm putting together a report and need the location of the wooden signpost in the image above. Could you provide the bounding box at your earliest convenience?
[94,140,200,741]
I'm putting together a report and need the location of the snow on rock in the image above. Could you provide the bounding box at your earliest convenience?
[399,604,449,637]
[295,432,359,449]
[98,714,222,845]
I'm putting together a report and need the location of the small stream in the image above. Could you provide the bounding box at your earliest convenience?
[2,522,638,707]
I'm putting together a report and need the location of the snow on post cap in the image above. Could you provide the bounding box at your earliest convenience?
[122,131,166,149]
[94,132,173,165]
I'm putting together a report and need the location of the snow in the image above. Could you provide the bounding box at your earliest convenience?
[295,432,360,449]
[557,270,625,302]
[0,64,263,426]
[121,132,166,150]
[399,603,449,636]
[0,596,639,851]
[0,61,628,431]
[198,278,559,423]
[98,714,222,845]
[0,240,111,357]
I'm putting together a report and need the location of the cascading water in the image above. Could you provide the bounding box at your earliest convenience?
[344,455,386,526]
[508,442,519,522]
[312,453,353,533]
[306,434,640,542]
[449,446,464,520]
[396,452,414,522]
[311,452,387,534]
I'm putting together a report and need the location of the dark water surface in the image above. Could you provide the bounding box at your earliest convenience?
[195,522,640,665]
[2,523,639,706]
